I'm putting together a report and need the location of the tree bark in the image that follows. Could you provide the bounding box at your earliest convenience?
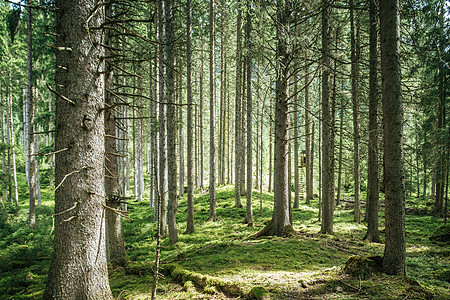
[166,0,178,245]
[209,0,217,221]
[294,71,299,209]
[186,0,195,233]
[304,57,313,204]
[26,0,36,229]
[245,1,253,226]
[256,0,293,237]
[321,0,334,234]
[44,0,113,297]
[178,58,185,198]
[380,0,406,276]
[234,0,243,208]
[350,0,361,223]
[158,0,168,237]
[365,0,380,243]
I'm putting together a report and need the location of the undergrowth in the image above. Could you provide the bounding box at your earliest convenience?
[0,180,449,299]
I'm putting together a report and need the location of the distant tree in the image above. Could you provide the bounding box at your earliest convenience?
[209,0,217,221]
[245,0,253,226]
[235,0,243,208]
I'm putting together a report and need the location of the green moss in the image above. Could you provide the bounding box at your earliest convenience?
[343,255,381,279]
[429,224,450,245]
[203,285,218,294]
[183,280,195,292]
[249,286,270,299]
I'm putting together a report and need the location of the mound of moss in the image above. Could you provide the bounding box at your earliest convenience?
[343,255,382,279]
[429,224,450,246]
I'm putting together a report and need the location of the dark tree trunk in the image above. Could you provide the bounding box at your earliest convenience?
[44,0,112,297]
[380,0,406,276]
[365,0,380,243]
[321,0,334,235]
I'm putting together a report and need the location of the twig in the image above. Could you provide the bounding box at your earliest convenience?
[103,204,134,220]
[46,83,76,105]
[32,147,69,157]
[52,167,88,196]
[49,202,78,235]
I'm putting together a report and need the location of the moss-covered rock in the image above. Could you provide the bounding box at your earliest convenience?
[343,255,382,279]
[248,286,270,299]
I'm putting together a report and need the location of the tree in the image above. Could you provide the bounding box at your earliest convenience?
[26,0,36,229]
[350,0,361,223]
[166,0,178,245]
[44,0,113,297]
[365,0,380,243]
[380,0,406,276]
[245,0,253,226]
[104,1,126,266]
[185,0,195,234]
[235,0,243,208]
[321,0,334,235]
[209,0,217,222]
[256,0,294,237]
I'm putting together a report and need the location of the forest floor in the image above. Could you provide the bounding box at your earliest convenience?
[0,178,449,299]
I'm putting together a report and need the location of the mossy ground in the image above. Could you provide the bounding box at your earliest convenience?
[0,177,449,299]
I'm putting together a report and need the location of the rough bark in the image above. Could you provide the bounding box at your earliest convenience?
[234,1,242,208]
[380,0,406,276]
[26,0,36,229]
[256,0,293,237]
[245,1,253,226]
[321,0,334,234]
[365,0,380,243]
[166,0,178,245]
[158,0,168,237]
[43,0,113,297]
[186,0,195,233]
[350,0,361,223]
[209,0,217,221]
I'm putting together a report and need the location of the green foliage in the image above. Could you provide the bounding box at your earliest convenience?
[429,224,450,246]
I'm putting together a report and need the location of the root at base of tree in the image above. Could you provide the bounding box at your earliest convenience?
[253,220,296,238]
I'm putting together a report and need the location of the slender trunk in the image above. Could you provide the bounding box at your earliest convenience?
[423,133,427,197]
[235,0,242,207]
[166,0,178,245]
[321,0,333,234]
[209,0,217,221]
[336,103,344,206]
[7,79,18,206]
[350,0,361,223]
[186,0,195,233]
[158,0,168,237]
[269,121,272,193]
[380,0,406,276]
[294,72,299,209]
[0,85,6,202]
[365,0,380,243]
[200,46,205,191]
[245,2,253,226]
[48,90,54,188]
[26,2,36,228]
[305,57,312,204]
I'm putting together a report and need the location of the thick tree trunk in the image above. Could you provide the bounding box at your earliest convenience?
[321,0,334,234]
[256,0,293,237]
[365,0,380,243]
[186,0,195,233]
[380,0,406,276]
[234,0,243,207]
[209,0,217,221]
[166,0,178,245]
[26,1,36,229]
[245,2,253,226]
[43,0,113,297]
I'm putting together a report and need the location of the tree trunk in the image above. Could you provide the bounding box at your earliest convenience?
[268,121,272,193]
[245,1,253,226]
[336,102,344,206]
[365,0,380,243]
[209,0,217,221]
[294,72,299,209]
[350,0,361,223]
[26,1,36,229]
[158,0,168,237]
[256,0,293,237]
[43,0,113,297]
[200,46,205,191]
[166,0,178,245]
[321,0,334,234]
[186,0,195,233]
[304,57,313,204]
[1,85,6,202]
[7,77,18,206]
[380,0,406,276]
[178,59,185,198]
[48,90,54,188]
[235,0,243,207]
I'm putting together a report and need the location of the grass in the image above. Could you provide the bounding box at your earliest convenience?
[0,177,449,299]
